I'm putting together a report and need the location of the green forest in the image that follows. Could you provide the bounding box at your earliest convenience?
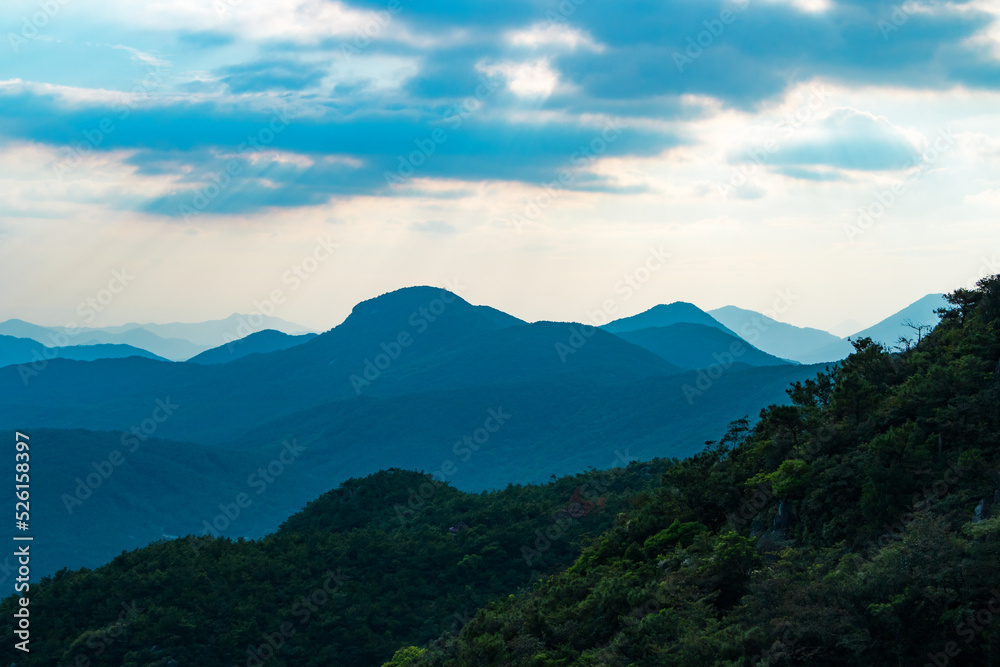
[388,276,1000,666]
[0,457,670,665]
[3,276,999,666]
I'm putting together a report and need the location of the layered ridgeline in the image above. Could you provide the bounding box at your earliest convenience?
[0,462,671,666]
[386,277,1000,666]
[0,314,313,361]
[0,334,165,366]
[0,282,985,665]
[0,288,825,577]
[708,294,947,365]
[187,329,318,364]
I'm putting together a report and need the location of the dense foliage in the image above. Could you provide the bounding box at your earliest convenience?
[5,277,999,666]
[387,276,1000,666]
[0,462,669,665]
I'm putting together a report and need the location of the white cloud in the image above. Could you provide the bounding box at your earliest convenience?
[505,23,604,52]
[79,0,382,44]
[0,79,111,106]
[478,59,562,98]
[112,45,171,69]
[760,0,832,13]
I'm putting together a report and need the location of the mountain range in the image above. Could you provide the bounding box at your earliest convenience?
[0,288,950,577]
[0,293,945,367]
[0,334,165,368]
[187,329,318,364]
[1,277,995,667]
[0,313,313,361]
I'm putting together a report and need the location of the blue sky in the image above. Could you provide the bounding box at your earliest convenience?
[1,0,998,332]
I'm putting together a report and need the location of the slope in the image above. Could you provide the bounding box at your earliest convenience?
[615,322,793,368]
[94,313,315,347]
[0,462,672,666]
[0,320,204,361]
[850,292,947,347]
[187,329,318,364]
[602,301,736,336]
[0,334,165,368]
[395,276,1000,667]
[709,305,854,364]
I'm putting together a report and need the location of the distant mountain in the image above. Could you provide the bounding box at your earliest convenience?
[397,278,1000,667]
[94,313,314,347]
[73,328,205,360]
[602,302,735,335]
[0,462,672,666]
[849,293,947,347]
[187,329,318,365]
[1,428,256,577]
[46,343,166,363]
[0,334,165,368]
[709,306,854,364]
[0,314,314,362]
[0,320,203,361]
[0,334,49,367]
[0,318,60,341]
[0,286,828,580]
[616,322,793,369]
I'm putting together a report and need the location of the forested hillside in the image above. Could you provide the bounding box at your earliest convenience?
[0,462,669,666]
[3,277,997,667]
[388,277,1000,666]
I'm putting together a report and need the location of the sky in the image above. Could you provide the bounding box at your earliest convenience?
[0,0,998,334]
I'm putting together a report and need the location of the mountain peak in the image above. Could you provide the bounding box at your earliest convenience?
[348,286,464,316]
[602,301,734,335]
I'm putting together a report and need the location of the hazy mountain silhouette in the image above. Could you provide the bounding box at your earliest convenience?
[93,313,314,347]
[849,293,947,347]
[0,319,203,361]
[602,301,735,335]
[709,306,853,364]
[616,323,793,368]
[0,334,165,368]
[188,329,317,365]
[0,314,314,361]
[0,287,840,577]
[2,428,258,576]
